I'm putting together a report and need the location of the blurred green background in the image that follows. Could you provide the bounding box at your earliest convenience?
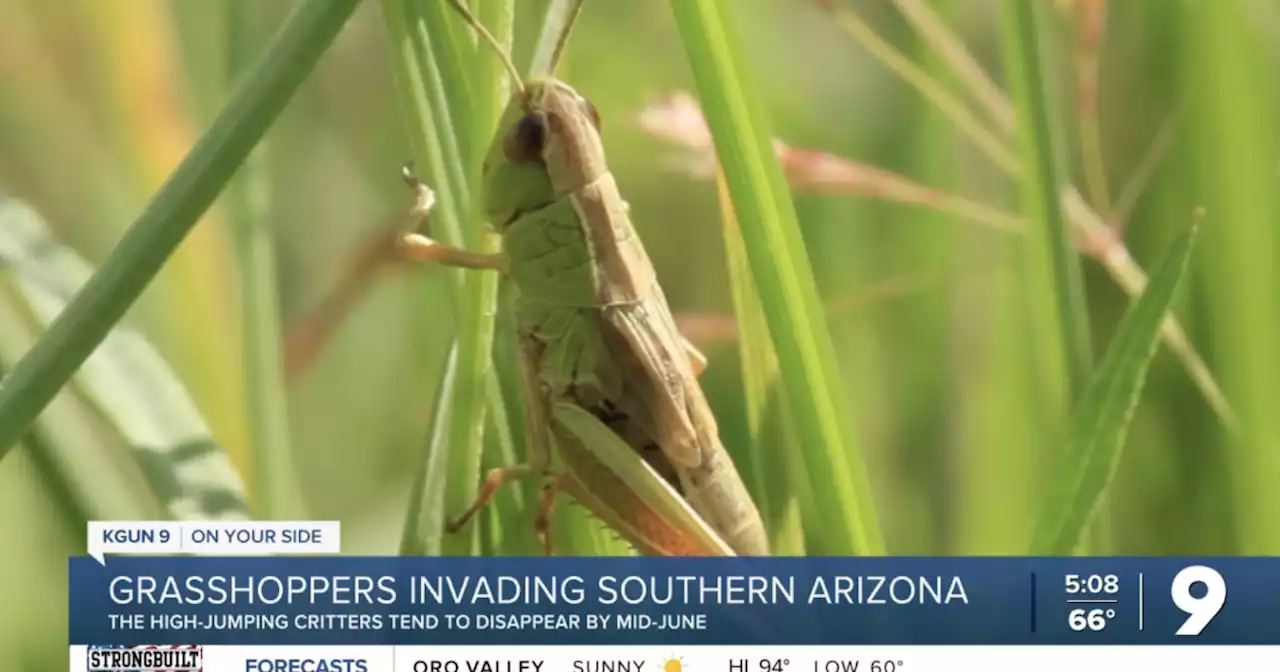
[1,0,1278,665]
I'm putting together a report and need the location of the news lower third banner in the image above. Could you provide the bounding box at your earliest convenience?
[70,555,1278,646]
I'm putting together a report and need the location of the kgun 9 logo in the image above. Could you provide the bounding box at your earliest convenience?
[1171,565,1226,636]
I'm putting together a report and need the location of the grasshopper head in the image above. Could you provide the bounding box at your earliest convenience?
[481,76,605,229]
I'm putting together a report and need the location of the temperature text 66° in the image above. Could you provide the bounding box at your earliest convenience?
[1068,608,1116,631]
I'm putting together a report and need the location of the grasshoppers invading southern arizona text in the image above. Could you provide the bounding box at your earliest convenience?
[393,0,769,556]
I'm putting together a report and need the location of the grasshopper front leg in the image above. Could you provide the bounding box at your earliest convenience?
[397,233,507,271]
[395,168,507,272]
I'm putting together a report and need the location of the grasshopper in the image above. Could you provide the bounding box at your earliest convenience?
[394,0,769,556]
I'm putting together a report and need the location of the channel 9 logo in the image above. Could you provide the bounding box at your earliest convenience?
[86,644,203,671]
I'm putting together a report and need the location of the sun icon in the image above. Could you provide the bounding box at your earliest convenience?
[661,656,686,672]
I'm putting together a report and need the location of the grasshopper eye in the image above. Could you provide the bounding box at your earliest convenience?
[504,113,547,164]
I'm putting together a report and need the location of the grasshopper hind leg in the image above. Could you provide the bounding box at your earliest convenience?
[533,472,568,555]
[445,463,571,557]
[446,327,567,552]
[444,464,539,534]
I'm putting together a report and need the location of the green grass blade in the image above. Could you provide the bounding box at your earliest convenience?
[381,0,480,556]
[473,0,515,167]
[0,0,362,459]
[399,341,459,556]
[1001,0,1093,405]
[1029,222,1199,555]
[0,197,252,521]
[1001,0,1102,551]
[380,0,486,557]
[528,0,581,76]
[667,0,882,555]
[439,0,512,556]
[715,174,804,555]
[382,0,519,557]
[421,1,477,161]
[224,0,298,520]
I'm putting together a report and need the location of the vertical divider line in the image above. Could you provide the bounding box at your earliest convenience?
[1030,571,1038,633]
[1138,573,1144,631]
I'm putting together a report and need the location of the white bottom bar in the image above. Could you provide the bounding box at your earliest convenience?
[71,645,1280,672]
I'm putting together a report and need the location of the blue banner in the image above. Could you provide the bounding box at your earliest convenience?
[69,557,1274,645]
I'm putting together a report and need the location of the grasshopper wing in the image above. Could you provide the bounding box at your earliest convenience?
[601,278,721,472]
[600,277,771,556]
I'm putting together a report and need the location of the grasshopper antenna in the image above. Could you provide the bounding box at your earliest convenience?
[531,0,586,76]
[446,0,525,93]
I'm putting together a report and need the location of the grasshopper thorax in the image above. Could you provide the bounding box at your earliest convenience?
[480,77,606,231]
